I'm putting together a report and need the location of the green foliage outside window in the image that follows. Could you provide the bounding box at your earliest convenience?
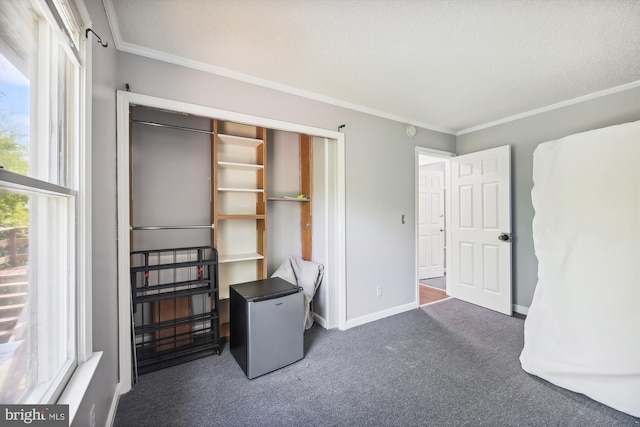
[0,124,29,268]
[0,128,29,228]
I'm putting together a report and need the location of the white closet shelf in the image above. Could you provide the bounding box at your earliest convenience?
[217,133,264,147]
[219,253,264,263]
[217,214,266,220]
[218,161,264,170]
[218,187,265,193]
[131,224,214,230]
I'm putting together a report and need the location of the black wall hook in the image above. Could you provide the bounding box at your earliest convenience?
[338,124,346,132]
[85,28,108,48]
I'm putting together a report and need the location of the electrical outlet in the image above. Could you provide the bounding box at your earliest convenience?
[376,285,382,297]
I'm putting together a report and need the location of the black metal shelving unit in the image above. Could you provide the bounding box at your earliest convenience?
[130,246,220,376]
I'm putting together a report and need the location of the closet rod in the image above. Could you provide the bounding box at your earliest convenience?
[131,225,215,231]
[130,119,215,136]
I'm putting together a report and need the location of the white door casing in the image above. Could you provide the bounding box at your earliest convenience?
[419,163,445,279]
[449,145,512,315]
[116,91,347,394]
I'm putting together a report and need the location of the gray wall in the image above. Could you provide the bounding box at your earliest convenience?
[78,1,454,425]
[130,107,212,251]
[311,137,329,322]
[456,87,640,309]
[267,130,303,275]
[78,5,640,425]
[73,0,119,426]
[114,51,456,321]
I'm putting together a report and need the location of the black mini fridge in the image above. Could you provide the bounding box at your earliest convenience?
[229,277,304,379]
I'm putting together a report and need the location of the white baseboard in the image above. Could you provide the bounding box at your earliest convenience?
[346,301,418,329]
[106,382,121,427]
[312,312,327,329]
[513,304,529,315]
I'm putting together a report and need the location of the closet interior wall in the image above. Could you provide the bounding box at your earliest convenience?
[129,106,219,373]
[267,130,308,273]
[130,106,212,251]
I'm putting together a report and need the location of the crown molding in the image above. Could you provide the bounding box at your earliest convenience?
[101,0,640,139]
[102,0,123,48]
[120,41,455,135]
[456,80,640,136]
[101,0,454,136]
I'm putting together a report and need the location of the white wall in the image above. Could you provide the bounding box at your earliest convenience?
[456,86,640,310]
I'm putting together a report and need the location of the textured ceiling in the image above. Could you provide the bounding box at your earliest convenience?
[105,0,640,134]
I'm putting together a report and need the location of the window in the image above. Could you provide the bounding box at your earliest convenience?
[0,0,85,404]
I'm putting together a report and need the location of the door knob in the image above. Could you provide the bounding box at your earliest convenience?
[498,233,511,242]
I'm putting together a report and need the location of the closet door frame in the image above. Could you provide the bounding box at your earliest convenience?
[115,91,346,393]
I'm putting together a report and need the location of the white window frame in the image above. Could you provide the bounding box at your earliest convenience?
[0,0,97,421]
[43,0,101,420]
[0,171,77,404]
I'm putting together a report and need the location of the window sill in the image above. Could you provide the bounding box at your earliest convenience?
[57,351,103,424]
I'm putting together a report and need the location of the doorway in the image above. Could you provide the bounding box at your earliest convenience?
[415,148,453,306]
[415,145,513,313]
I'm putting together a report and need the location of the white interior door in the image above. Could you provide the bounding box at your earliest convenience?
[449,145,512,315]
[419,163,445,279]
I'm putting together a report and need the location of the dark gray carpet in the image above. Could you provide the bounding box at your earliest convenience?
[114,299,639,427]
[420,275,446,290]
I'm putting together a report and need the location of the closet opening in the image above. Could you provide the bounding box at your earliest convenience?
[116,91,346,393]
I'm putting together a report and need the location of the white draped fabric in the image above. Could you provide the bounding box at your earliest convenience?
[271,257,324,330]
[520,120,640,417]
